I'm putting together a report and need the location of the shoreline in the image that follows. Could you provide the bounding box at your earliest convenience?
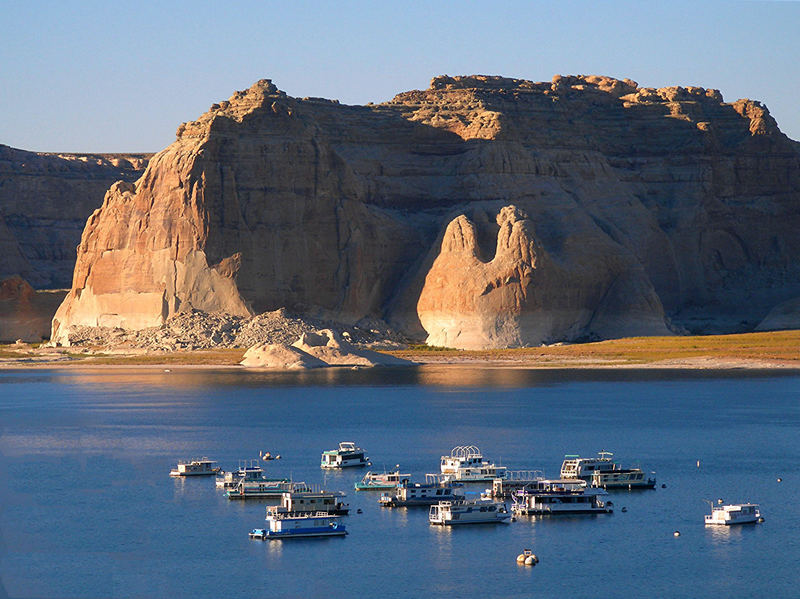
[2,330,798,371]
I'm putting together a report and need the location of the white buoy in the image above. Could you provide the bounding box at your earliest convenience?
[524,555,536,566]
[674,531,681,537]
[777,477,783,482]
[696,460,700,468]
[758,517,765,523]
[516,553,526,564]
[717,498,724,505]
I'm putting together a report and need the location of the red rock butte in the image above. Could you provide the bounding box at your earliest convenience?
[50,74,800,349]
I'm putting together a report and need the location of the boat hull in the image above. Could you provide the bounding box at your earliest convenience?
[169,470,219,477]
[355,483,398,491]
[514,507,612,515]
[321,461,368,469]
[250,528,347,540]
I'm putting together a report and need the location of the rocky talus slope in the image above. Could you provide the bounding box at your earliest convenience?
[51,75,800,349]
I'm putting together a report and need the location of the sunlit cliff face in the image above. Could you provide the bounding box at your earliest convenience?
[52,75,800,349]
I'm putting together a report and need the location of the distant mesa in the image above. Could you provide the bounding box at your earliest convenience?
[37,74,800,350]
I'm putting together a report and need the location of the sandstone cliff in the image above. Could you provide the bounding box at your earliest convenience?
[51,75,800,348]
[0,145,149,288]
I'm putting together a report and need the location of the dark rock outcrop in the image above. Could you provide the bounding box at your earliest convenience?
[0,144,149,288]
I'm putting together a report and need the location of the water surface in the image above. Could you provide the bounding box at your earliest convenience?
[0,366,798,598]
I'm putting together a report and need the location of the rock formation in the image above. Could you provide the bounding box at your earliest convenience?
[240,343,328,369]
[241,329,413,368]
[291,329,412,366]
[0,145,149,288]
[51,75,800,348]
[0,275,66,342]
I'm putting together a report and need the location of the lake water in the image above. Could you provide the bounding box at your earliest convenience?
[0,366,798,598]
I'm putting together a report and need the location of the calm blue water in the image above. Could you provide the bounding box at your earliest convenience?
[0,366,798,598]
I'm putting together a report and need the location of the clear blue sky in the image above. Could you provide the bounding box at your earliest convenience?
[2,0,798,153]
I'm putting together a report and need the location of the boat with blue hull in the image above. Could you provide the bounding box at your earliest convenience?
[249,509,347,540]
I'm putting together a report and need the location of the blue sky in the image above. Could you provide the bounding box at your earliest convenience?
[2,0,798,152]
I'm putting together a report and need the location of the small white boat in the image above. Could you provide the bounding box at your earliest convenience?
[429,499,511,525]
[440,445,507,482]
[355,469,410,491]
[320,442,370,469]
[169,458,220,477]
[249,508,347,540]
[705,503,762,525]
[511,479,612,515]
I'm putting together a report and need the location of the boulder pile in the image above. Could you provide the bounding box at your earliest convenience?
[240,329,414,369]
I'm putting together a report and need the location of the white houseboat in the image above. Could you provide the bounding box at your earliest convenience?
[440,445,507,482]
[355,469,410,491]
[705,503,762,526]
[589,468,656,489]
[169,458,221,477]
[379,474,464,507]
[561,451,655,489]
[249,508,347,540]
[320,442,370,469]
[511,479,612,515]
[270,488,350,515]
[226,479,308,500]
[216,460,272,489]
[429,499,511,525]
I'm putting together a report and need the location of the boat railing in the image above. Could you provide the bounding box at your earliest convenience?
[425,473,451,485]
[504,470,545,481]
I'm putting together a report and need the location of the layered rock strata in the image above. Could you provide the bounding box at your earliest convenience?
[52,75,800,348]
[0,145,149,288]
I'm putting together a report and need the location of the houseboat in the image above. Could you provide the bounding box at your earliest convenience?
[589,468,656,489]
[215,460,270,489]
[440,445,507,482]
[379,474,464,507]
[270,488,350,515]
[560,451,617,480]
[320,442,370,469]
[704,503,762,526]
[226,480,308,500]
[429,499,511,525]
[561,451,656,489]
[249,508,347,540]
[490,470,545,498]
[355,469,410,491]
[169,458,220,477]
[511,479,612,515]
